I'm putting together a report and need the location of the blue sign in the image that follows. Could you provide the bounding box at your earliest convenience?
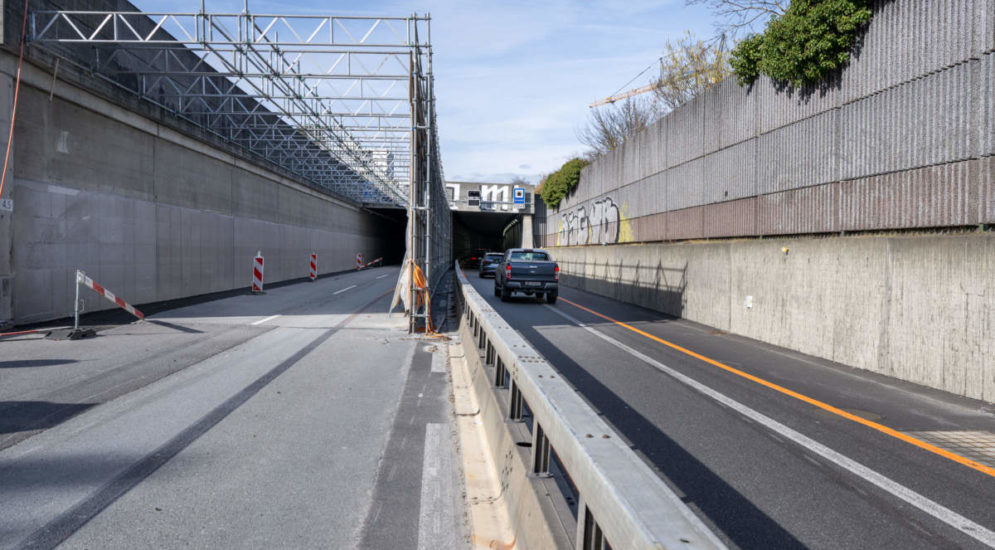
[513,187,525,205]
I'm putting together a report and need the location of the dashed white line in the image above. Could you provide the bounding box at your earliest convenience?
[545,305,995,548]
[376,274,389,279]
[333,285,357,295]
[251,314,281,326]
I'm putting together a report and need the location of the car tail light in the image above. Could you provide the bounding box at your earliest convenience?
[505,264,512,280]
[554,265,560,281]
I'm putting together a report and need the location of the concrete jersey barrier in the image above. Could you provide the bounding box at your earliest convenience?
[455,262,725,550]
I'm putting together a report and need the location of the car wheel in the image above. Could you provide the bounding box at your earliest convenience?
[500,285,511,302]
[493,283,500,297]
[546,291,558,304]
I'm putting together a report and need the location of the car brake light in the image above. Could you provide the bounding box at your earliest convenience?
[505,264,512,279]
[554,265,560,281]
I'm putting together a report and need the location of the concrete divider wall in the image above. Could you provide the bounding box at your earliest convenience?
[3,65,398,324]
[552,233,995,402]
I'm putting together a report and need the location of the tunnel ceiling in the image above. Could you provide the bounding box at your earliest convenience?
[30,6,432,207]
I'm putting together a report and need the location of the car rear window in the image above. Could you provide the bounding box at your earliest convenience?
[509,251,550,261]
[485,253,503,260]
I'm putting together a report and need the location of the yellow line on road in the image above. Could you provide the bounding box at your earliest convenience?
[560,297,995,479]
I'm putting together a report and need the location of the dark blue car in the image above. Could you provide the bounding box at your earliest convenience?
[478,252,504,278]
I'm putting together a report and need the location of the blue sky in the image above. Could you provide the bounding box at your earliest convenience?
[133,1,717,184]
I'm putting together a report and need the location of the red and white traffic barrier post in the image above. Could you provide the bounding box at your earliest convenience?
[252,252,264,293]
[73,269,145,338]
[356,253,364,270]
[309,252,318,281]
[363,257,383,269]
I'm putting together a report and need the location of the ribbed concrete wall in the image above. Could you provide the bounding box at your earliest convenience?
[553,233,995,402]
[542,0,995,245]
[2,59,398,324]
[540,0,995,401]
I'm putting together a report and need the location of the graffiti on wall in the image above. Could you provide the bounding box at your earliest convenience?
[558,197,623,245]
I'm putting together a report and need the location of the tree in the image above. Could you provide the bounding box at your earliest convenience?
[654,31,733,111]
[578,96,656,157]
[695,0,874,88]
[538,158,589,210]
[686,0,789,35]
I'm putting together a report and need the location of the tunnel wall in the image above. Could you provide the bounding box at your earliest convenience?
[543,0,995,401]
[0,53,398,324]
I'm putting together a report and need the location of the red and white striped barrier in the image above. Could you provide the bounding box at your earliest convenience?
[309,252,318,281]
[356,253,364,270]
[76,270,144,321]
[252,252,264,293]
[363,257,383,269]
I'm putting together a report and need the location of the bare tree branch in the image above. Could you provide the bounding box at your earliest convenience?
[578,97,657,157]
[686,0,788,34]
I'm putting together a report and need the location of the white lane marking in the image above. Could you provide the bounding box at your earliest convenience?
[545,305,995,548]
[333,285,357,295]
[417,423,458,550]
[251,314,281,326]
[376,274,389,279]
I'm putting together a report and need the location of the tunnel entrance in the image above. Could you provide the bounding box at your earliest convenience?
[367,207,409,265]
[452,210,524,265]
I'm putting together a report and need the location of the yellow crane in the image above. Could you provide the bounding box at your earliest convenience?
[588,82,658,108]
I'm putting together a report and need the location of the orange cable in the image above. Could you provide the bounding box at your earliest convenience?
[0,0,30,201]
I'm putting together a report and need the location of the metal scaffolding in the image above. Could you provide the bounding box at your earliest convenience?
[29,2,452,331]
[28,4,436,206]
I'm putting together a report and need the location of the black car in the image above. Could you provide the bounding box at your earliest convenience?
[478,252,504,278]
[493,248,559,303]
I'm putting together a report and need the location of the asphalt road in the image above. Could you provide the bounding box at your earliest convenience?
[467,270,995,549]
[0,267,465,550]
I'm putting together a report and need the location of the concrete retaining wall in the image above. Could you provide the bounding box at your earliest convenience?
[552,233,995,402]
[1,56,399,324]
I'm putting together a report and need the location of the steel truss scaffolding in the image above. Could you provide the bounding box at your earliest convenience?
[29,2,452,330]
[28,4,439,206]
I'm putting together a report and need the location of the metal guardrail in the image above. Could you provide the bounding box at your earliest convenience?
[454,262,726,550]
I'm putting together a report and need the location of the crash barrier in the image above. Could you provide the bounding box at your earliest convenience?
[74,270,145,331]
[454,262,725,550]
[309,253,318,281]
[252,252,264,293]
[362,257,383,269]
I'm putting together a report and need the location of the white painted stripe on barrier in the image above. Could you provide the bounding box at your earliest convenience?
[333,285,356,295]
[251,314,281,326]
[546,306,995,548]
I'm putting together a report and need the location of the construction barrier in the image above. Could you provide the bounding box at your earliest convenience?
[252,252,264,293]
[309,253,318,281]
[356,253,364,270]
[362,257,383,269]
[76,270,145,321]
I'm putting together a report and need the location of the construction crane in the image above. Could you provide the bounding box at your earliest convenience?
[589,82,658,108]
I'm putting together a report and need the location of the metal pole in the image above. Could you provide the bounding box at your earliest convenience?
[407,48,417,333]
[73,269,81,331]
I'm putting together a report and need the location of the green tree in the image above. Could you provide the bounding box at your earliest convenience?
[728,0,873,87]
[539,158,589,210]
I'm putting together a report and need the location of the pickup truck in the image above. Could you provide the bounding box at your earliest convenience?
[494,248,559,304]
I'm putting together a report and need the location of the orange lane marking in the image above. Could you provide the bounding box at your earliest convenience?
[560,296,995,479]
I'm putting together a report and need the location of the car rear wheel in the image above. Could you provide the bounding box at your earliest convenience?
[500,285,511,302]
[493,282,500,297]
[546,291,558,304]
